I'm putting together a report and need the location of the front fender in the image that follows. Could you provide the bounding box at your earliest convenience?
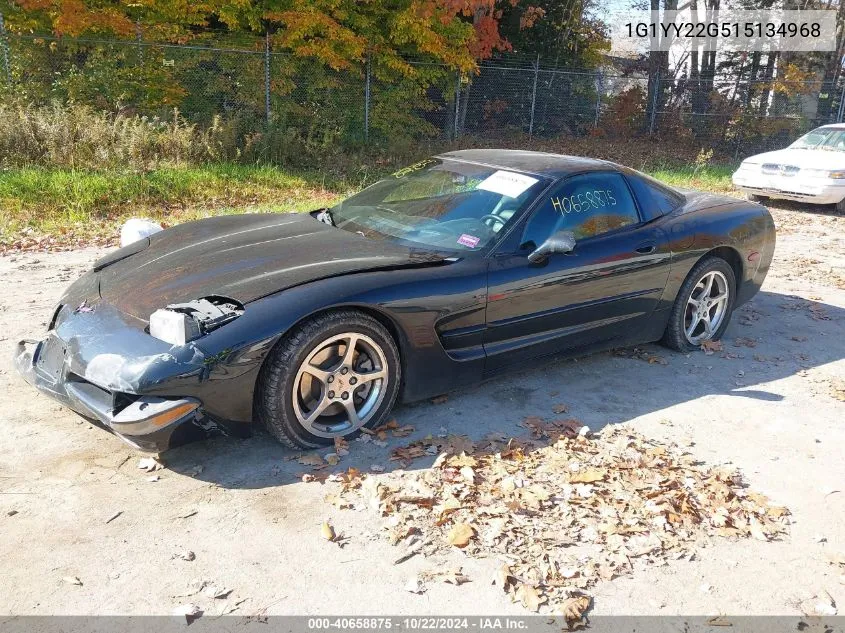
[152,258,488,421]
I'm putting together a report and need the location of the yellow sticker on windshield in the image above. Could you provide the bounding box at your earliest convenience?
[392,158,437,178]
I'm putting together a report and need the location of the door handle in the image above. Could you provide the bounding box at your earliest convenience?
[635,242,656,254]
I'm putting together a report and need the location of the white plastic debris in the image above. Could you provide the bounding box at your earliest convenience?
[120,218,163,248]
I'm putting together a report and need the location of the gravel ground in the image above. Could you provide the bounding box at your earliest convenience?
[0,202,843,617]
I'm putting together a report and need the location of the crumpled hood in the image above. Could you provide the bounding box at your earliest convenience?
[743,147,845,170]
[98,213,443,319]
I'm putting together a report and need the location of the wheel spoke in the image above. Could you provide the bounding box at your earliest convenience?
[353,368,386,385]
[701,273,714,298]
[701,313,713,338]
[303,397,332,426]
[687,296,700,309]
[711,292,728,304]
[303,364,331,385]
[341,398,360,428]
[341,334,359,367]
[686,314,701,339]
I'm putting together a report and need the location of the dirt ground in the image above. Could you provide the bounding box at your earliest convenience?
[0,201,843,618]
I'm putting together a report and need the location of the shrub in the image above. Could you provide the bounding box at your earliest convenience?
[0,100,235,169]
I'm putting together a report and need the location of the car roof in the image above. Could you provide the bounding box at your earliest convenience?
[435,149,614,179]
[816,124,845,131]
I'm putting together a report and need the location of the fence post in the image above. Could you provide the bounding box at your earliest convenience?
[593,70,603,129]
[837,82,845,123]
[264,31,271,125]
[649,71,660,135]
[0,12,11,86]
[529,54,539,136]
[454,70,461,141]
[135,20,143,63]
[364,55,371,143]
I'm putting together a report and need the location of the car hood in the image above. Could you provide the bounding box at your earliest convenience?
[742,147,845,170]
[97,213,445,320]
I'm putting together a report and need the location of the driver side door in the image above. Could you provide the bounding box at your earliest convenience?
[483,171,672,372]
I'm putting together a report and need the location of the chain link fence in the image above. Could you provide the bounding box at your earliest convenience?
[1,24,843,160]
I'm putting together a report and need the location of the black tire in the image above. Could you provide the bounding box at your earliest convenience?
[746,193,767,203]
[835,197,845,213]
[255,310,401,449]
[661,256,737,352]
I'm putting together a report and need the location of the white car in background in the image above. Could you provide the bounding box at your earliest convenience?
[732,124,845,212]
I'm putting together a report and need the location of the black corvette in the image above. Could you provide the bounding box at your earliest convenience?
[15,150,776,451]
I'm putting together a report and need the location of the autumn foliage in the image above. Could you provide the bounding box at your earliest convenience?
[7,0,540,75]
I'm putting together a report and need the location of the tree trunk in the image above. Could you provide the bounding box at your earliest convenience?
[758,52,778,116]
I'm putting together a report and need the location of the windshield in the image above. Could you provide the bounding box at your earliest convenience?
[329,158,546,252]
[790,128,845,151]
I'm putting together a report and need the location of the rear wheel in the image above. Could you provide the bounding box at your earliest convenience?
[835,197,845,213]
[256,310,401,449]
[746,193,767,203]
[662,257,736,352]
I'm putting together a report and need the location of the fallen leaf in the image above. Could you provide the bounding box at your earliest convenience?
[203,584,233,599]
[392,425,415,438]
[325,453,340,466]
[701,340,723,354]
[172,603,202,623]
[515,584,546,612]
[569,468,607,484]
[298,454,326,468]
[328,425,790,617]
[137,457,163,472]
[431,395,448,404]
[558,595,591,627]
[552,403,568,414]
[334,437,350,456]
[441,568,470,585]
[321,522,336,541]
[447,523,475,548]
[493,564,515,592]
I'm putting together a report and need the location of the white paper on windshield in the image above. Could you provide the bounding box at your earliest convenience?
[477,170,538,199]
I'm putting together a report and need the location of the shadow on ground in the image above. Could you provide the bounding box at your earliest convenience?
[141,288,844,489]
[766,198,845,218]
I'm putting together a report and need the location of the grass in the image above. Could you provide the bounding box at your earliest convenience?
[647,164,735,193]
[0,158,738,251]
[0,163,358,248]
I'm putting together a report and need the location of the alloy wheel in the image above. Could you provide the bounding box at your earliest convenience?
[683,270,730,345]
[292,332,388,438]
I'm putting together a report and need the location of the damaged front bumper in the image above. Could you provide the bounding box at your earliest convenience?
[15,337,201,452]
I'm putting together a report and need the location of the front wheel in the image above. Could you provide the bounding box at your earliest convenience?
[662,257,736,352]
[256,310,401,449]
[835,197,845,213]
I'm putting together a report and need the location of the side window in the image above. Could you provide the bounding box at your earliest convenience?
[521,172,640,249]
[625,172,684,221]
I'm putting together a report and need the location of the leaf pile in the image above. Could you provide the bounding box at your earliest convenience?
[336,426,789,618]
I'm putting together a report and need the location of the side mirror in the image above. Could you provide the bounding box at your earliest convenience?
[527,230,576,263]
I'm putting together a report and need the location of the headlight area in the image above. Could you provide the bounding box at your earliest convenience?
[61,379,202,451]
[107,393,201,438]
[803,168,845,180]
[149,296,244,345]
